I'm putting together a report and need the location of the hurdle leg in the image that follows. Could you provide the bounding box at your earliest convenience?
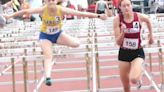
[11,58,16,92]
[85,53,91,91]
[148,45,153,72]
[34,60,37,83]
[40,51,45,74]
[159,48,164,91]
[95,37,100,89]
[33,48,37,83]
[23,49,28,92]
[23,57,28,92]
[95,52,100,89]
[161,51,164,91]
[159,48,164,92]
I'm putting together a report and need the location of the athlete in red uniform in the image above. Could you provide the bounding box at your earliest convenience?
[113,0,154,92]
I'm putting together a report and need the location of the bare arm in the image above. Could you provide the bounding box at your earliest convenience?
[113,15,124,46]
[138,13,152,36]
[6,7,44,19]
[61,6,104,19]
[138,13,154,44]
[62,7,98,18]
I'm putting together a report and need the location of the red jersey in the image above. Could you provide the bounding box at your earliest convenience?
[88,4,96,13]
[113,0,119,8]
[119,12,142,50]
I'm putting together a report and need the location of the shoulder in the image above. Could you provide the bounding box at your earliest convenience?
[113,15,120,24]
[135,12,141,17]
[56,5,63,10]
[136,12,148,17]
[96,1,100,4]
[40,5,47,14]
[23,2,30,7]
[136,12,149,19]
[57,5,64,13]
[24,2,29,5]
[41,5,47,11]
[56,5,64,15]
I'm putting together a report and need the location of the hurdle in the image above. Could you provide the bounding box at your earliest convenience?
[144,46,162,92]
[158,40,164,91]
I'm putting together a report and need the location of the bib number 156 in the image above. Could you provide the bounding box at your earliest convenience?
[123,38,138,49]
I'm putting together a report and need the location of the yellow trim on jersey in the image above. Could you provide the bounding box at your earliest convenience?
[41,5,63,33]
[12,0,20,12]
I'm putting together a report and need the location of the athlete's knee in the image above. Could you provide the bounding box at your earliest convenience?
[44,54,53,60]
[73,43,80,48]
[130,77,138,84]
[71,40,80,48]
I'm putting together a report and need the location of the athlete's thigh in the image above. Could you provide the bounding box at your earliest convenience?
[130,57,144,76]
[119,61,131,78]
[56,32,79,47]
[40,39,53,57]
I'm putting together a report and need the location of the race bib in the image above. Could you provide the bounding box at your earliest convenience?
[123,38,139,49]
[4,8,14,15]
[46,26,59,34]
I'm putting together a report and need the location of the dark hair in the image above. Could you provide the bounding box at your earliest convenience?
[119,0,132,6]
[57,2,62,5]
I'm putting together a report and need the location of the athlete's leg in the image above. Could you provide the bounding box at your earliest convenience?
[119,61,131,92]
[56,32,80,48]
[129,57,144,84]
[40,39,53,86]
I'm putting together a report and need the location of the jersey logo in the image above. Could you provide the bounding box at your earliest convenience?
[133,22,139,29]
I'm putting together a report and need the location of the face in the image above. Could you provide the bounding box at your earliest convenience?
[119,0,133,14]
[46,0,57,6]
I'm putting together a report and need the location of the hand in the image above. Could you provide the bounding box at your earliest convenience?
[120,22,126,32]
[2,14,10,20]
[99,14,107,20]
[117,30,125,45]
[148,34,154,45]
[0,14,7,26]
